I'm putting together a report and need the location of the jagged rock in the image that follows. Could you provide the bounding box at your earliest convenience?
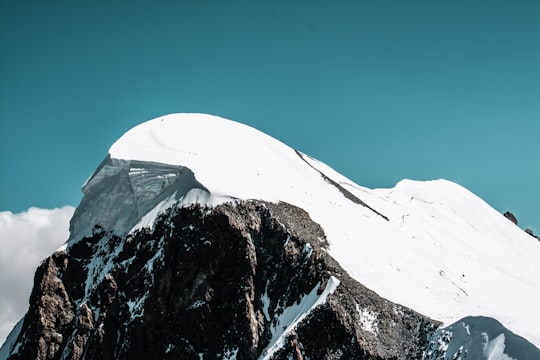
[525,228,540,241]
[4,201,439,359]
[502,212,540,241]
[13,254,75,360]
[503,211,518,225]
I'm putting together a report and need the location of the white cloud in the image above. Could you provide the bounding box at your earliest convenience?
[0,206,75,346]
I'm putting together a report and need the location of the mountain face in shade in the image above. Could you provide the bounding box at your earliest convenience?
[2,113,539,360]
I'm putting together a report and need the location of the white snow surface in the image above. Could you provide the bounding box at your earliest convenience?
[88,113,540,348]
[356,304,378,333]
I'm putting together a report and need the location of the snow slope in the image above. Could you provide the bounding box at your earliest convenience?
[73,113,540,348]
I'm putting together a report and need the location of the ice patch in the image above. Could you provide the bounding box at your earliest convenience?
[261,284,271,321]
[302,242,313,261]
[126,294,146,319]
[130,191,178,233]
[187,300,206,310]
[223,347,238,359]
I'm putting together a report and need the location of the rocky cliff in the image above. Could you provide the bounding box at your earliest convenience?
[3,201,438,359]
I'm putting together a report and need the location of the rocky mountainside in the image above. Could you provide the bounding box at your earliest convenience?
[2,113,539,359]
[1,201,438,359]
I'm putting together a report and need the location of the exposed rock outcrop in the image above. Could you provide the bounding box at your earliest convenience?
[11,254,76,360]
[525,228,540,241]
[503,211,518,225]
[503,211,539,241]
[3,201,439,359]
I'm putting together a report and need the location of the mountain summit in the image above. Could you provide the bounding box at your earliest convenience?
[2,113,539,359]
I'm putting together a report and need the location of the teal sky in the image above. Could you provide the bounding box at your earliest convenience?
[1,0,539,232]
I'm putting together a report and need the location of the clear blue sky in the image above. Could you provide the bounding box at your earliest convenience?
[1,0,539,231]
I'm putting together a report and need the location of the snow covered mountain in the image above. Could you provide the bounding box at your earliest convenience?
[2,113,539,359]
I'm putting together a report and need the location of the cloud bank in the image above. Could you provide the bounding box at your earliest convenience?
[0,206,75,346]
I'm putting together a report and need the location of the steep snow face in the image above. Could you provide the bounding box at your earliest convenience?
[74,113,540,348]
[69,156,228,241]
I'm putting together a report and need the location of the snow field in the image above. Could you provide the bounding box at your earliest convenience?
[94,113,539,348]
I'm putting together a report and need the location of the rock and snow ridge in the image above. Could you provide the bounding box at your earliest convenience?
[2,199,437,359]
[67,113,540,350]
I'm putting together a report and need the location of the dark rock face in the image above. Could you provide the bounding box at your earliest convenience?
[13,255,76,360]
[502,211,539,241]
[503,211,518,225]
[525,228,540,241]
[4,201,439,359]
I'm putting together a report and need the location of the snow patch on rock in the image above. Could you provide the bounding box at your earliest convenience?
[356,304,378,333]
[260,276,340,359]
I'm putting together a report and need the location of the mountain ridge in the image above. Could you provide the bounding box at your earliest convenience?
[97,113,539,347]
[2,113,539,359]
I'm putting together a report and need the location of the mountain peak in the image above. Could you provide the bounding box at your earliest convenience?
[108,113,319,203]
[63,114,540,352]
[109,113,274,166]
[2,113,540,358]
